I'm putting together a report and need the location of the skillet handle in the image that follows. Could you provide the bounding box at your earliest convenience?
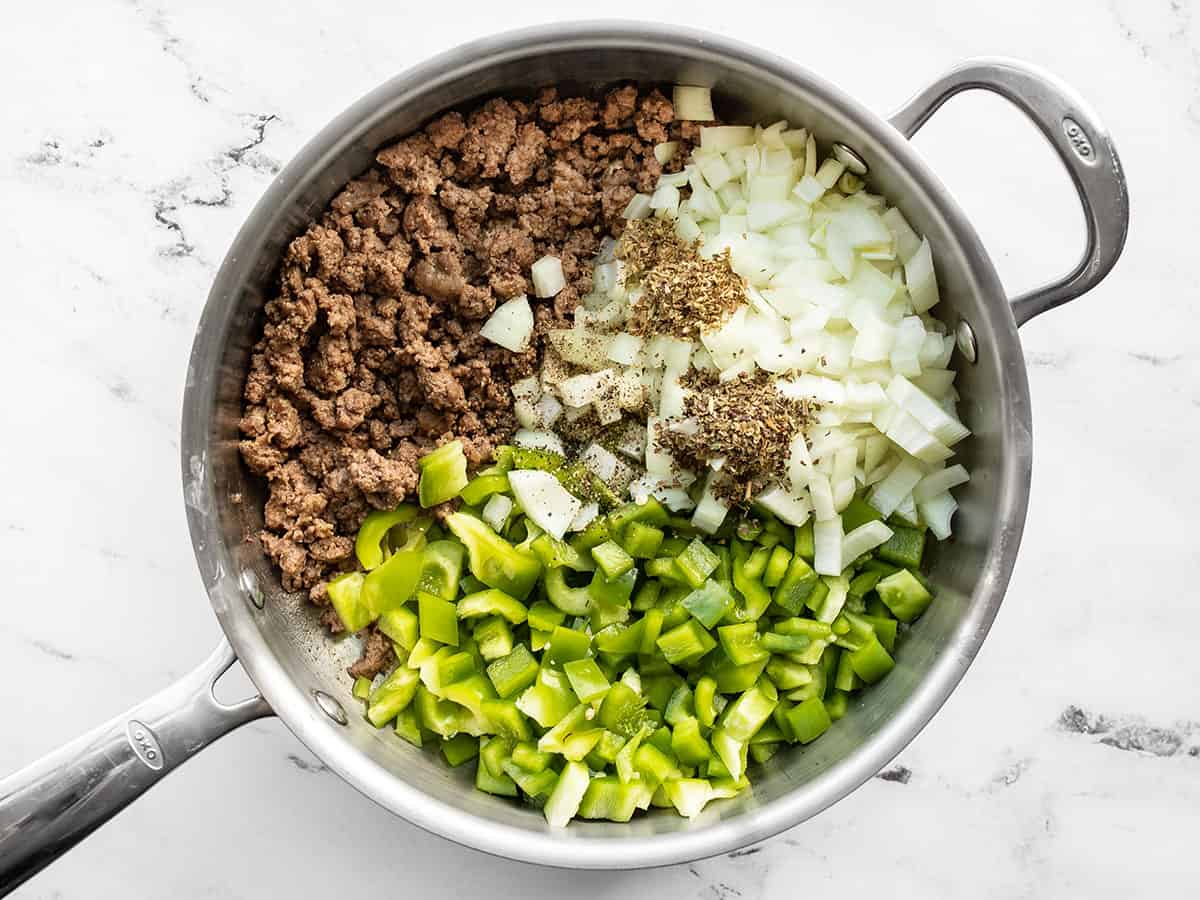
[889,57,1129,326]
[0,638,271,894]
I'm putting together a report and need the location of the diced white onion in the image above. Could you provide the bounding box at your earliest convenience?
[914,464,969,501]
[479,295,534,352]
[691,475,730,534]
[558,369,615,408]
[868,456,924,518]
[755,483,812,526]
[568,501,600,533]
[654,141,679,164]
[918,490,958,539]
[905,238,939,312]
[622,193,653,220]
[841,520,894,563]
[579,443,619,482]
[507,470,582,541]
[531,256,566,299]
[482,494,513,532]
[513,429,565,457]
[673,85,715,121]
[813,517,843,576]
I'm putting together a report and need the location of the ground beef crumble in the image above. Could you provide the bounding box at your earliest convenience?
[238,85,695,678]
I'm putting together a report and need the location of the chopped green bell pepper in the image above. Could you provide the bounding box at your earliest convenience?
[877,525,926,569]
[459,473,509,507]
[772,554,819,615]
[675,539,721,588]
[848,635,895,683]
[546,625,591,664]
[418,440,469,508]
[682,579,734,629]
[355,505,419,570]
[591,540,635,579]
[441,733,479,766]
[876,569,933,623]
[486,644,540,698]
[457,588,528,624]
[543,567,592,616]
[657,620,717,665]
[417,540,464,602]
[362,546,425,617]
[621,521,665,559]
[786,696,832,743]
[418,590,460,646]
[328,571,371,633]
[447,512,542,600]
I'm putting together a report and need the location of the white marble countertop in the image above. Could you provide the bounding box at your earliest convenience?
[2,0,1195,897]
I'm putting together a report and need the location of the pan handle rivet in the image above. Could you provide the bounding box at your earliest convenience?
[832,142,868,175]
[955,319,978,364]
[313,690,348,726]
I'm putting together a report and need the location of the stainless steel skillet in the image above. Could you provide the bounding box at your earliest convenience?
[0,21,1128,890]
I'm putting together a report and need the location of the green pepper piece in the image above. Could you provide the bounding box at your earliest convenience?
[682,579,735,629]
[481,698,532,741]
[876,569,933,623]
[598,682,649,738]
[416,540,464,602]
[393,705,422,746]
[476,741,519,797]
[459,473,509,506]
[589,568,638,606]
[327,572,371,633]
[721,685,778,741]
[743,545,771,581]
[841,496,884,534]
[645,556,688,584]
[786,696,832,743]
[877,525,926,569]
[502,761,557,800]
[515,667,578,728]
[639,608,666,655]
[834,647,859,692]
[621,521,665,559]
[418,590,460,646]
[436,651,476,687]
[848,635,895,683]
[571,517,612,553]
[564,658,610,702]
[762,546,792,588]
[446,512,542,600]
[761,631,810,654]
[708,653,768,694]
[362,546,425,618]
[825,690,849,721]
[352,676,373,701]
[765,657,813,690]
[793,520,815,561]
[694,675,720,729]
[671,717,712,766]
[663,682,695,726]
[417,440,469,508]
[848,569,884,601]
[443,673,496,717]
[860,614,898,653]
[772,554,818,615]
[591,540,635,580]
[608,497,670,531]
[530,533,595,572]
[472,616,513,662]
[594,620,645,656]
[440,733,479,766]
[539,567,590,616]
[633,743,680,787]
[457,588,528,624]
[588,730,628,768]
[511,741,555,773]
[366,666,420,727]
[717,622,769,666]
[657,620,717,665]
[546,625,591,664]
[355,505,419,570]
[730,543,773,623]
[633,579,662,612]
[378,606,419,651]
[710,728,748,781]
[675,539,721,588]
[485,644,540,698]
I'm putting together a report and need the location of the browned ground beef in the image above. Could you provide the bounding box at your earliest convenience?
[238,85,698,678]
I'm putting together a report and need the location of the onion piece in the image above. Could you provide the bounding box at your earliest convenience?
[691,475,731,534]
[622,193,653,220]
[918,491,958,540]
[531,256,566,298]
[674,85,715,121]
[755,483,812,526]
[841,520,893,563]
[813,517,843,577]
[507,470,582,541]
[887,375,970,446]
[513,429,565,457]
[868,456,924,518]
[482,494,513,532]
[914,463,969,501]
[654,141,679,164]
[579,443,620,482]
[480,295,534,352]
[569,501,600,533]
[905,237,940,312]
